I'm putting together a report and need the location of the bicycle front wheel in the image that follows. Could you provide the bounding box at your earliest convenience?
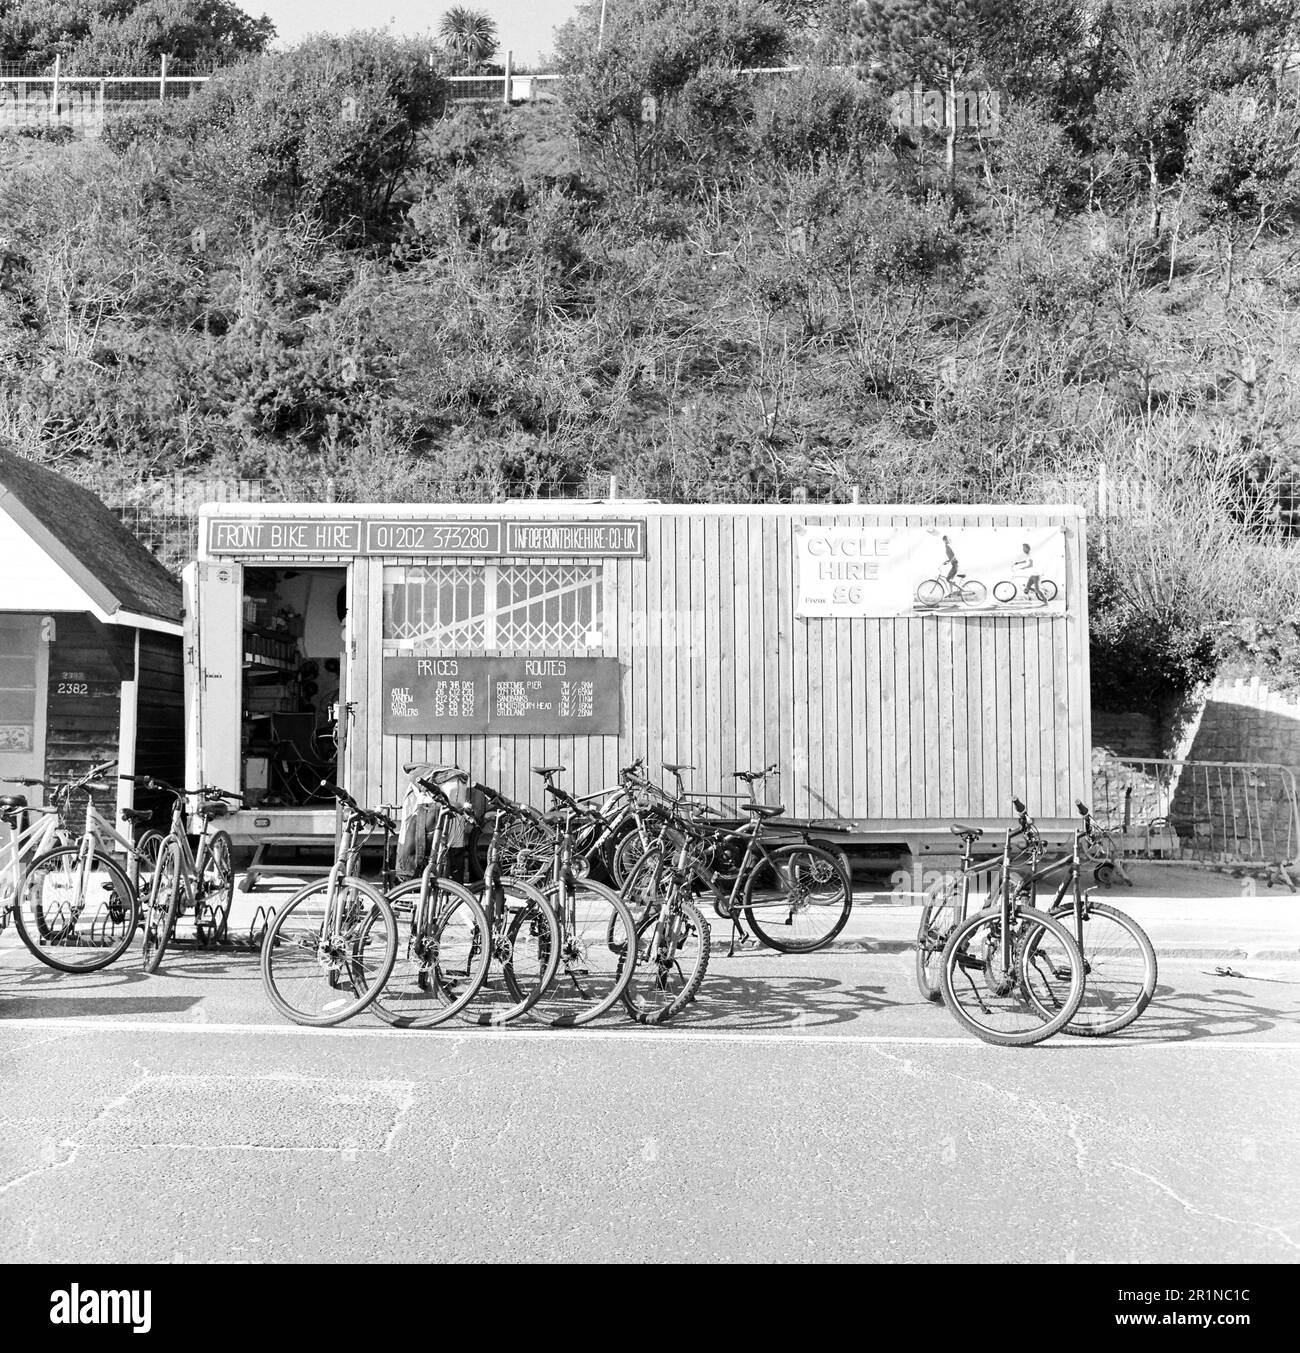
[742,845,852,952]
[141,837,183,973]
[1040,580,1059,601]
[939,906,1084,1047]
[1045,902,1157,1036]
[197,829,233,945]
[17,847,139,973]
[260,877,397,1027]
[623,893,710,1025]
[916,877,962,1003]
[960,580,987,604]
[468,878,561,1025]
[371,879,491,1029]
[527,880,636,1027]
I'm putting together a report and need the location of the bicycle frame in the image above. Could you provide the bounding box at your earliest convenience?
[0,807,66,915]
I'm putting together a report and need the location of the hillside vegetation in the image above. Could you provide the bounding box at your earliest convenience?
[1,2,1299,715]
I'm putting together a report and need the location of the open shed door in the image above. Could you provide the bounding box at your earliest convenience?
[183,561,243,798]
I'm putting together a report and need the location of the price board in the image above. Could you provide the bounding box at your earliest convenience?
[382,657,621,735]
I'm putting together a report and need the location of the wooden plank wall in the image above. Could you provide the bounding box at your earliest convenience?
[360,508,1088,825]
[43,614,128,800]
[133,631,185,821]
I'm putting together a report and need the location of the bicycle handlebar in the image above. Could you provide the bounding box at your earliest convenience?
[318,781,397,833]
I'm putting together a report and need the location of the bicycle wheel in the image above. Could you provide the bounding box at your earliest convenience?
[916,876,962,1003]
[260,877,397,1027]
[741,845,852,952]
[16,846,139,973]
[1039,580,1059,601]
[960,580,988,604]
[939,906,1084,1047]
[915,578,946,605]
[141,837,183,973]
[608,818,656,889]
[993,580,1017,602]
[196,830,233,945]
[526,879,637,1027]
[135,829,164,892]
[370,879,491,1029]
[1044,902,1157,1036]
[467,877,561,1025]
[623,893,710,1025]
[497,816,551,886]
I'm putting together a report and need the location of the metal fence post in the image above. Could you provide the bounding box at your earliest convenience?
[502,49,512,105]
[51,53,60,121]
[160,53,168,101]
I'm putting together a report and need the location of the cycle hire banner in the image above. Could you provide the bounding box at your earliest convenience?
[793,525,1069,618]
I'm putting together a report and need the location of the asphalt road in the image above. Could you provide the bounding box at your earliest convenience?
[1,934,1297,1264]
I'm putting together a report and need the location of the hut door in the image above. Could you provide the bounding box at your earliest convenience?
[182,562,243,799]
[0,614,49,803]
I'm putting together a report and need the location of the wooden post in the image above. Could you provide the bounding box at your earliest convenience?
[607,474,618,500]
[160,53,168,101]
[51,54,61,122]
[502,49,512,105]
[850,486,861,504]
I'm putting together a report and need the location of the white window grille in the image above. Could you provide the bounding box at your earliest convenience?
[383,564,603,652]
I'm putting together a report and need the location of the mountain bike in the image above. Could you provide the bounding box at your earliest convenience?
[618,822,712,1024]
[915,821,1008,1003]
[368,775,493,1029]
[121,775,240,973]
[518,805,637,1027]
[15,761,143,972]
[260,786,399,1027]
[938,799,1085,1047]
[915,574,988,606]
[1008,799,1157,1037]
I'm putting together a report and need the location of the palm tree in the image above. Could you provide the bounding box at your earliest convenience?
[437,6,500,70]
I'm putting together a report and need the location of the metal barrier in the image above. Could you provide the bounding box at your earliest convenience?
[1091,755,1300,887]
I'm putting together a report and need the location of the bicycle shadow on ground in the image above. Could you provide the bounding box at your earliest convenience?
[650,970,900,1030]
[1094,976,1300,1044]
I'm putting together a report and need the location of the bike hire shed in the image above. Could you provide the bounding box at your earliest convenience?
[185,501,1090,856]
[0,448,184,823]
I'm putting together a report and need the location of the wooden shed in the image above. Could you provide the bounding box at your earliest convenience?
[185,501,1090,858]
[0,449,184,822]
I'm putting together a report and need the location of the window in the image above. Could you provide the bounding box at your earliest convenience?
[383,564,604,652]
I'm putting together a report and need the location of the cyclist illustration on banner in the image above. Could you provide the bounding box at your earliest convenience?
[792,524,1067,616]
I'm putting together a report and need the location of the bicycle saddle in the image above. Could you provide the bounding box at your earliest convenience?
[662,763,694,774]
[532,765,566,777]
[950,823,983,839]
[0,794,28,810]
[742,802,785,818]
[195,801,230,818]
[120,808,152,825]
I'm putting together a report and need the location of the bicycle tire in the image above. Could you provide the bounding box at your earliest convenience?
[916,877,962,1002]
[16,846,139,973]
[526,879,637,1027]
[939,905,1084,1047]
[371,878,491,1029]
[606,817,653,889]
[141,837,184,973]
[468,877,562,1025]
[960,579,987,604]
[1044,901,1157,1036]
[915,578,947,605]
[623,892,710,1025]
[993,580,1017,602]
[1040,579,1059,601]
[195,829,234,945]
[260,877,397,1027]
[135,829,164,891]
[741,845,852,952]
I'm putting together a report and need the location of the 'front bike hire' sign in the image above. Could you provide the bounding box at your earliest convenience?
[382,656,622,735]
[793,526,1068,618]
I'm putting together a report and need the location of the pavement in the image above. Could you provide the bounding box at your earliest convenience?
[213,859,1300,963]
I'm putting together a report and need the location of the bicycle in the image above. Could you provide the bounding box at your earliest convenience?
[516,796,638,1027]
[260,785,399,1027]
[938,798,1086,1046]
[915,574,988,607]
[15,761,145,972]
[915,821,1007,1003]
[0,778,84,970]
[368,774,493,1029]
[618,819,712,1024]
[122,775,240,974]
[992,578,1059,604]
[1008,799,1158,1037]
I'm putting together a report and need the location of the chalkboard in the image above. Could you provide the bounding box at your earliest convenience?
[382,657,621,736]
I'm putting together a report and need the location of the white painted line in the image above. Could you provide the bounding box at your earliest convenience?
[1,1017,1298,1051]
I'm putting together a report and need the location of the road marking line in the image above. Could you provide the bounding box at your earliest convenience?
[1,1017,1298,1051]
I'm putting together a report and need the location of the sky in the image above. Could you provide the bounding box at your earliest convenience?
[248,1,581,67]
